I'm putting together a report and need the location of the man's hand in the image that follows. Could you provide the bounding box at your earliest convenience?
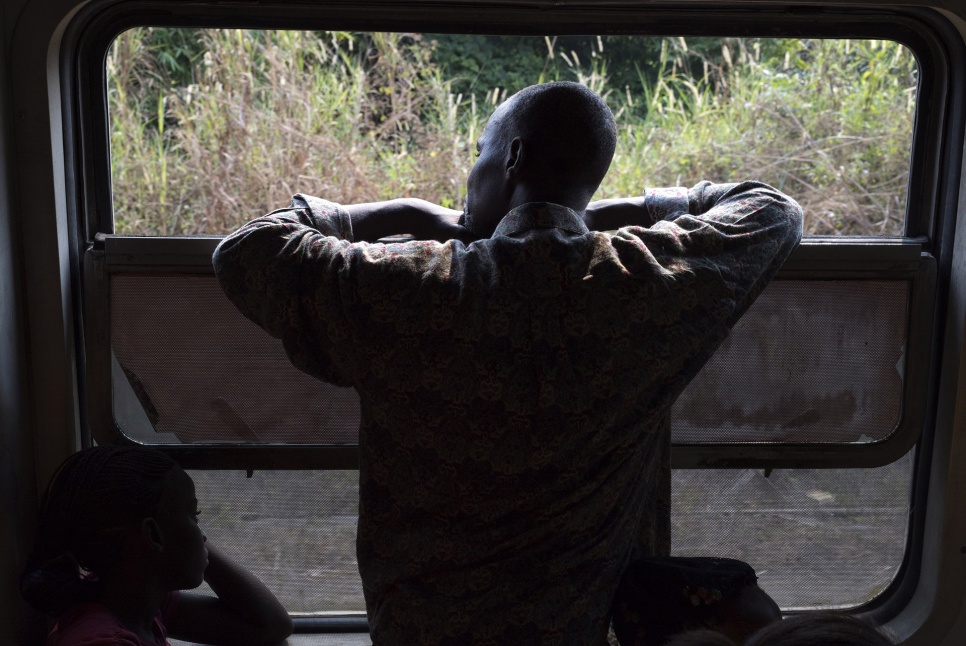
[347,198,476,244]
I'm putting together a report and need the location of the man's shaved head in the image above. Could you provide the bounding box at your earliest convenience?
[505,81,617,194]
[463,82,618,237]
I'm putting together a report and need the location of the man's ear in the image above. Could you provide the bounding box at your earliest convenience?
[142,517,165,553]
[505,137,524,178]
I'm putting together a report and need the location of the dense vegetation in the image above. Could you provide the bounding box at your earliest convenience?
[108,29,916,236]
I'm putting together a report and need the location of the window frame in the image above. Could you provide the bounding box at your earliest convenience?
[69,4,956,469]
[59,0,966,625]
[70,4,951,243]
[84,236,936,470]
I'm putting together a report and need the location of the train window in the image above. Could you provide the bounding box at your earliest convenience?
[90,25,935,466]
[103,29,917,237]
[71,4,958,624]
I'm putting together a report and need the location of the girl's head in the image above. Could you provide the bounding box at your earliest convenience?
[744,612,894,646]
[21,446,208,616]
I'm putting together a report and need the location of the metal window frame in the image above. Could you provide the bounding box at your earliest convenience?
[70,4,954,471]
[68,3,949,243]
[67,4,955,471]
[59,0,966,628]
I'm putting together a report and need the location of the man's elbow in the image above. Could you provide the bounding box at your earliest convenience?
[211,231,290,339]
[785,198,805,242]
[759,186,804,242]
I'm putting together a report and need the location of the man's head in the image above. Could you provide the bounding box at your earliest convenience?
[463,81,617,237]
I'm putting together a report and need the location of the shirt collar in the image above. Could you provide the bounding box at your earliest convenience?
[492,202,590,238]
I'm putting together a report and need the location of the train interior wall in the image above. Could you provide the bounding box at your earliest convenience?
[1,0,41,641]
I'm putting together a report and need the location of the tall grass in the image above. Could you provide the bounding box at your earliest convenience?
[600,37,916,234]
[108,29,916,236]
[109,29,480,234]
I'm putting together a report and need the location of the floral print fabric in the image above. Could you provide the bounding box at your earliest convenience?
[213,182,802,645]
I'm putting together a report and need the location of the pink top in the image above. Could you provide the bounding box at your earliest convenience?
[47,591,180,646]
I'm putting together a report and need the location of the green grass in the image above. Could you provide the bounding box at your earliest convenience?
[108,30,916,236]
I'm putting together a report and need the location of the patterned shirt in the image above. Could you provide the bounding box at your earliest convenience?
[213,182,802,645]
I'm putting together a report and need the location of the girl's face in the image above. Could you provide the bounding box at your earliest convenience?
[154,467,208,590]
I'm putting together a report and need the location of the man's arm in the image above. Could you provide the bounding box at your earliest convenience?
[346,198,474,243]
[582,196,650,231]
[588,181,802,416]
[213,194,473,386]
[583,182,745,231]
[614,179,803,325]
[214,196,471,333]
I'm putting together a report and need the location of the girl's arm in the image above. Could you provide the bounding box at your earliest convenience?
[166,542,293,645]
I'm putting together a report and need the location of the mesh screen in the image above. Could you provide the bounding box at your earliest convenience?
[112,275,908,444]
[188,470,363,612]
[111,274,360,443]
[671,449,913,608]
[672,280,908,443]
[185,451,912,614]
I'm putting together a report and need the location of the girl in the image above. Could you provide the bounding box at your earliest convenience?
[665,613,895,646]
[21,446,293,645]
[744,612,895,646]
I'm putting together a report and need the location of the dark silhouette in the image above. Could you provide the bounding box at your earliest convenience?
[745,612,894,646]
[22,446,292,645]
[664,612,895,646]
[215,81,803,643]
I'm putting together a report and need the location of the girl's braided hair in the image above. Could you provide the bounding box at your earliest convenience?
[21,446,177,616]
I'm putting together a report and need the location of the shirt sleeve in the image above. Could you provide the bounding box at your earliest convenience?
[45,605,145,646]
[213,193,353,338]
[213,194,362,385]
[213,194,460,387]
[642,185,689,221]
[625,180,802,323]
[64,636,142,646]
[612,180,803,392]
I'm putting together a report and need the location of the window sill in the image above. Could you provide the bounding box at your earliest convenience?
[172,636,371,646]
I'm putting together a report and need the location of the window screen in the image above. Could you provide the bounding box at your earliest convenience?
[186,449,913,614]
[111,273,908,446]
[672,280,907,444]
[672,452,914,609]
[111,273,360,444]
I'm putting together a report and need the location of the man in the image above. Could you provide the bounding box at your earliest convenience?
[213,81,802,644]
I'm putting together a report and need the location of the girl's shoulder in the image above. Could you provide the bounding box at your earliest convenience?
[46,602,142,646]
[46,595,178,646]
